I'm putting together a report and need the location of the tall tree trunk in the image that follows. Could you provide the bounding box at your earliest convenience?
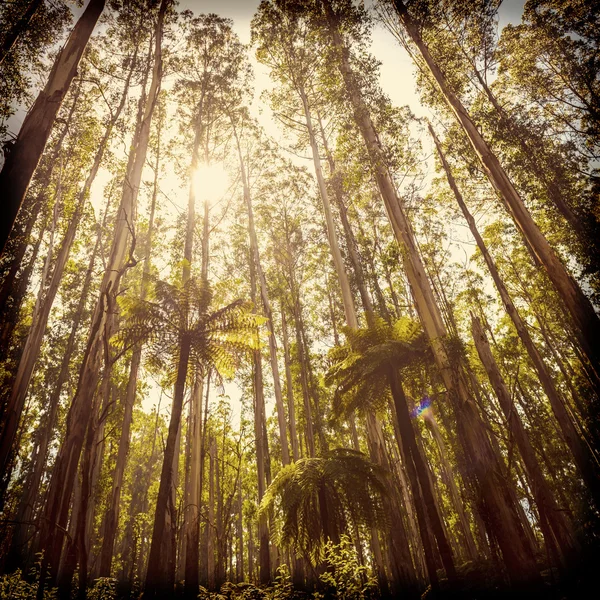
[323,2,541,586]
[281,305,300,462]
[232,118,290,466]
[145,331,190,597]
[38,1,165,590]
[316,110,374,318]
[388,369,457,583]
[298,87,358,329]
[207,435,216,589]
[183,373,203,596]
[0,0,106,253]
[393,0,600,383]
[237,476,244,582]
[422,409,478,562]
[430,125,600,508]
[471,315,577,562]
[248,239,271,584]
[98,90,161,580]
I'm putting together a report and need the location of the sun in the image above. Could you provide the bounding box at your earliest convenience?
[192,163,229,205]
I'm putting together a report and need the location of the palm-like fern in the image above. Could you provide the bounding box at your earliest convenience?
[259,448,388,565]
[116,276,263,382]
[325,315,431,420]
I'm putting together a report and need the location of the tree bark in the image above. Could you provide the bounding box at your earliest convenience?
[0,0,106,253]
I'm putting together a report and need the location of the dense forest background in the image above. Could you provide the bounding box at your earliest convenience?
[0,0,599,598]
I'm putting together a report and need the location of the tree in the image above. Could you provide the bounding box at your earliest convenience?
[326,316,457,588]
[0,0,106,254]
[260,448,388,566]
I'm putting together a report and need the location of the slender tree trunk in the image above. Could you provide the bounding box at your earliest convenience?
[423,409,478,562]
[145,332,190,597]
[232,119,290,465]
[298,87,358,329]
[0,192,59,493]
[237,477,244,581]
[281,306,300,462]
[0,0,106,253]
[393,0,600,382]
[7,181,112,568]
[288,278,315,458]
[207,435,216,589]
[248,240,271,584]
[388,369,457,583]
[316,111,374,318]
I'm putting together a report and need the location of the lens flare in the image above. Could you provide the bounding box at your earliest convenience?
[412,396,432,419]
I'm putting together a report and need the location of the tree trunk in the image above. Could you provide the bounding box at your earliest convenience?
[388,369,457,583]
[316,110,374,318]
[248,239,271,584]
[422,409,478,562]
[232,118,290,465]
[0,0,105,253]
[393,0,600,383]
[281,306,300,462]
[145,331,190,597]
[298,86,358,329]
[0,73,82,330]
[183,373,203,596]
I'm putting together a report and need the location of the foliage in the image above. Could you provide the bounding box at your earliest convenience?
[116,277,263,382]
[325,316,432,419]
[318,536,377,600]
[260,449,388,565]
[86,578,117,600]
